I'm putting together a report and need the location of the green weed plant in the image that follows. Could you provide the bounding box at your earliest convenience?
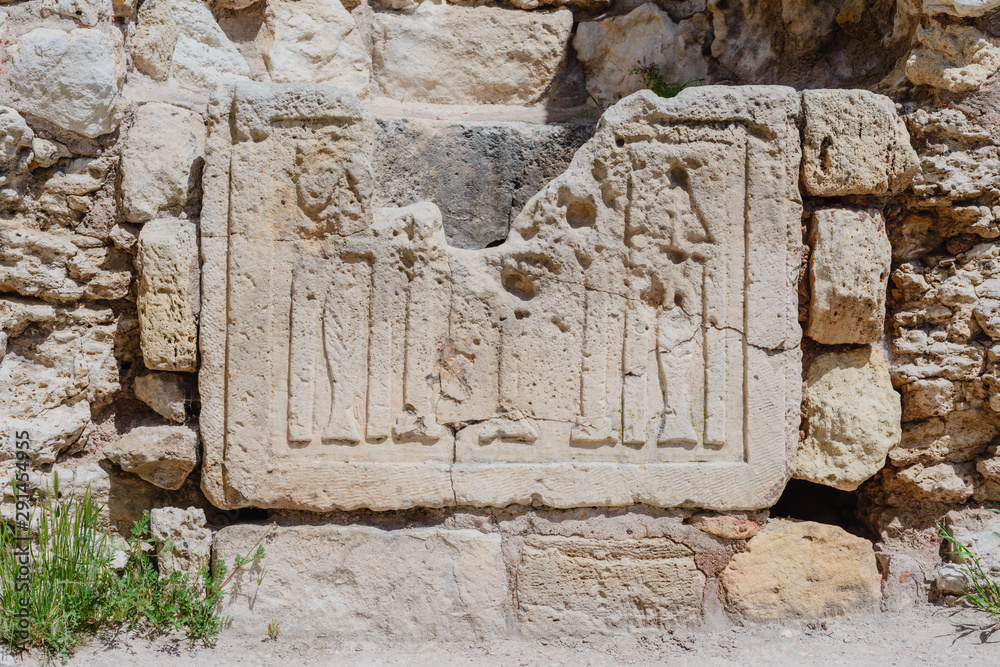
[0,475,270,658]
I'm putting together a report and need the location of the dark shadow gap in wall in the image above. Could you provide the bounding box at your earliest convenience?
[769,477,872,540]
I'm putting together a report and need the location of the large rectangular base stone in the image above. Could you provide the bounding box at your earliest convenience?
[214,525,511,641]
[516,535,706,636]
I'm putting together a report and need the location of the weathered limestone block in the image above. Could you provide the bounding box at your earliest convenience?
[0,401,90,465]
[890,407,999,467]
[137,220,199,372]
[720,521,881,620]
[171,0,251,88]
[9,28,125,138]
[371,5,573,105]
[906,22,1000,93]
[943,508,1000,578]
[924,0,1000,15]
[0,301,119,432]
[215,525,508,641]
[687,513,763,540]
[121,103,206,223]
[892,329,987,384]
[134,372,189,423]
[0,107,33,174]
[0,221,130,303]
[201,82,803,511]
[797,346,901,491]
[806,206,890,345]
[574,4,709,107]
[517,535,704,635]
[901,377,956,421]
[801,89,918,197]
[132,0,179,81]
[104,424,199,490]
[260,0,370,96]
[890,461,976,503]
[374,117,592,249]
[42,0,113,26]
[149,506,212,578]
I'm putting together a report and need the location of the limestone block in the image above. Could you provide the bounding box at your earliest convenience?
[371,5,573,105]
[214,525,509,641]
[720,521,881,620]
[934,562,973,595]
[0,107,33,174]
[41,0,113,26]
[132,0,179,81]
[877,552,926,612]
[104,424,199,490]
[797,346,901,491]
[134,372,189,423]
[0,220,130,304]
[121,103,206,223]
[9,28,125,138]
[0,301,119,426]
[801,89,918,197]
[374,117,591,249]
[687,513,763,540]
[924,0,1000,15]
[906,22,1000,93]
[891,461,976,503]
[943,508,1000,578]
[171,0,251,88]
[200,82,803,512]
[149,507,211,578]
[0,401,90,465]
[137,220,199,372]
[574,4,709,107]
[901,377,955,421]
[806,206,890,345]
[517,535,704,635]
[260,0,370,97]
[890,407,999,467]
[30,138,71,169]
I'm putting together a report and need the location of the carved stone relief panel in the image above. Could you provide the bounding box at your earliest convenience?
[201,82,802,512]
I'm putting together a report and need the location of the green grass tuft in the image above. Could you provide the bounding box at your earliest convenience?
[629,61,704,100]
[0,475,269,658]
[938,512,1000,616]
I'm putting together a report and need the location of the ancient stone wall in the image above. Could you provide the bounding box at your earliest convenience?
[2,0,1000,640]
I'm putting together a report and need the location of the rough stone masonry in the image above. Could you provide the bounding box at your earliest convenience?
[2,0,1000,644]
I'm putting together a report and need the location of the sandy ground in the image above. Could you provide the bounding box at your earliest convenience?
[6,603,1000,666]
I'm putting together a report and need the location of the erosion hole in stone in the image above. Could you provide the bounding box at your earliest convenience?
[502,270,536,301]
[769,478,869,538]
[566,200,597,228]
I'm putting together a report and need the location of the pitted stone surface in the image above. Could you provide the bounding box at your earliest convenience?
[138,220,199,372]
[214,525,509,641]
[200,82,803,512]
[121,103,206,223]
[807,206,891,345]
[801,89,918,197]
[797,346,901,491]
[10,28,125,138]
